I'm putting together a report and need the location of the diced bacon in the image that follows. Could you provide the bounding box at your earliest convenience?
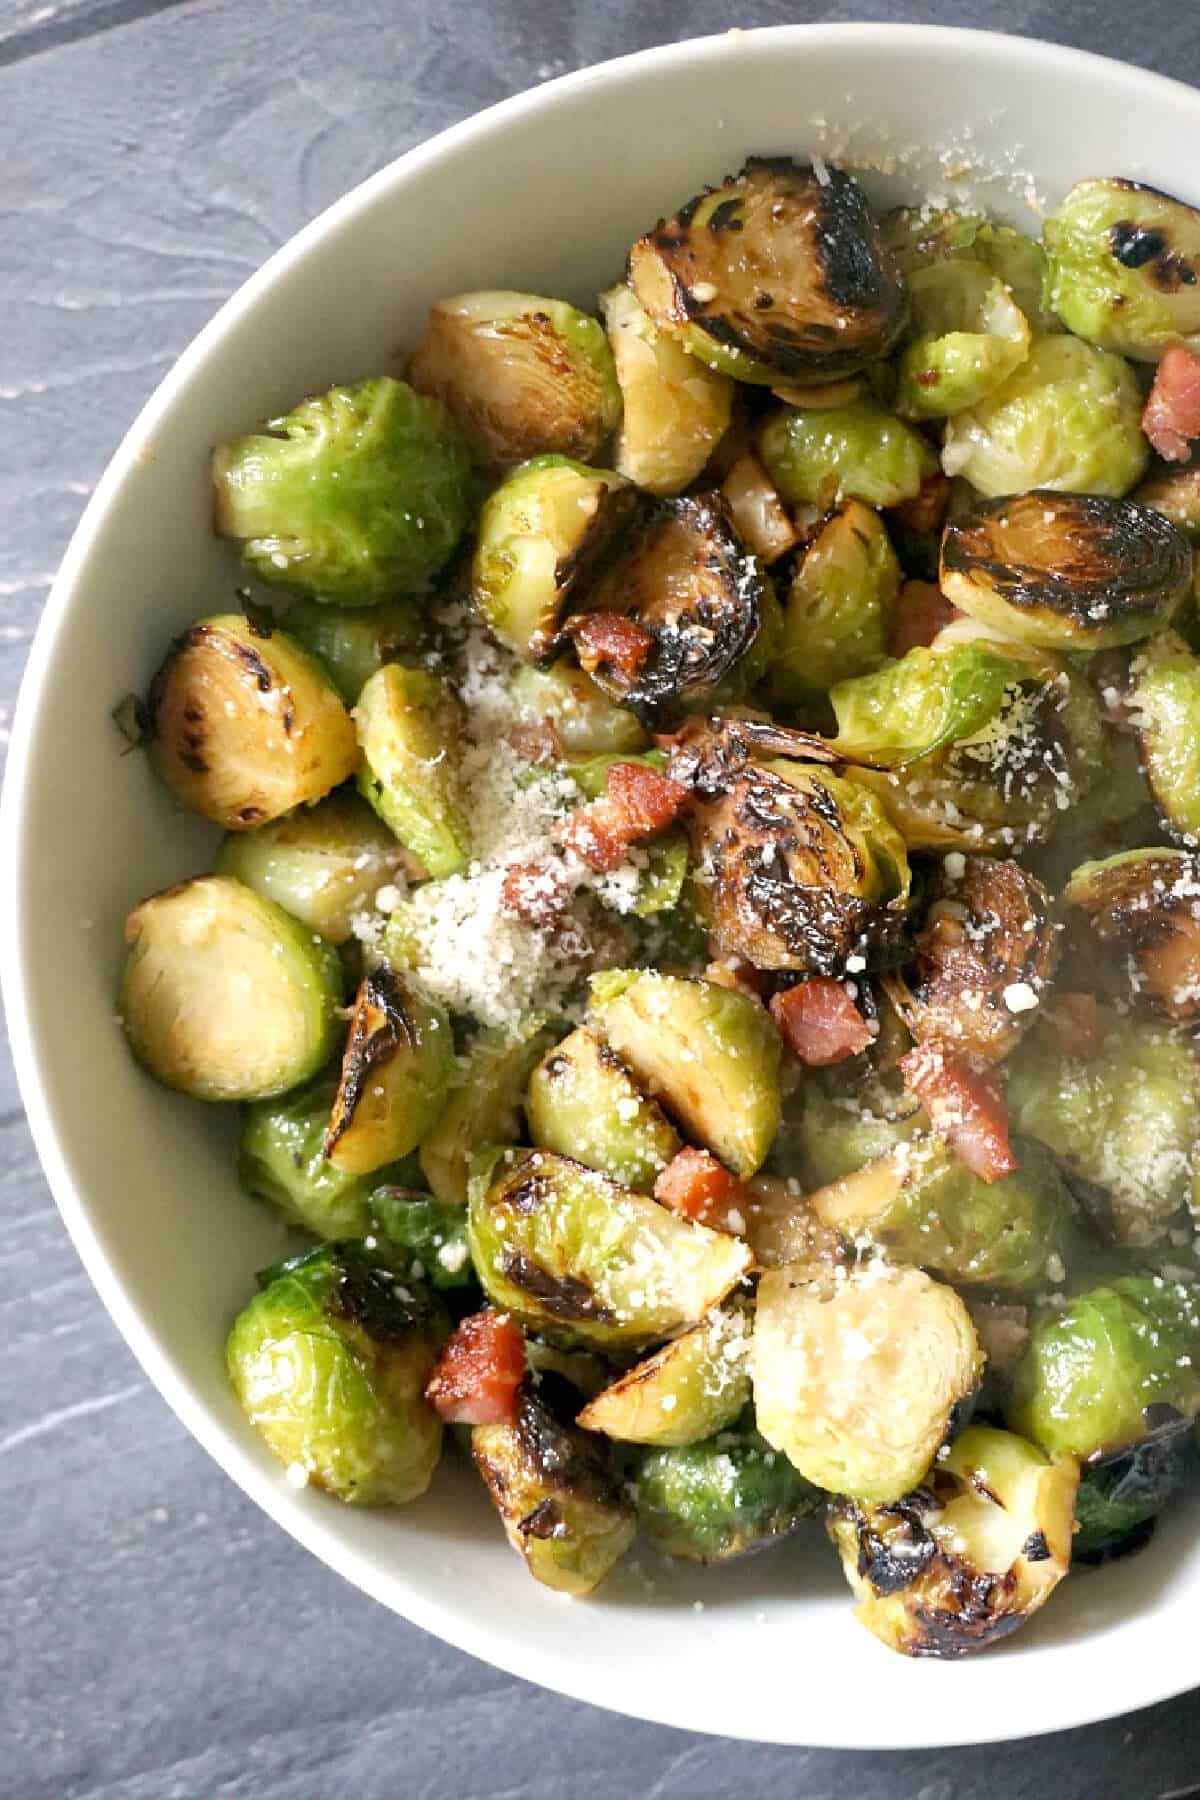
[900,1044,1018,1184]
[500,860,571,929]
[560,762,688,872]
[770,977,873,1066]
[569,612,655,682]
[1042,992,1106,1060]
[889,580,961,657]
[889,470,951,539]
[1143,344,1200,463]
[559,796,630,872]
[424,1311,526,1426]
[654,1146,748,1233]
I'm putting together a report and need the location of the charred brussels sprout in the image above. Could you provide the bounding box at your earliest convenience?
[507,661,649,756]
[1073,1430,1199,1563]
[146,614,358,830]
[238,1076,413,1239]
[576,1303,752,1447]
[1043,179,1200,360]
[758,397,936,510]
[1064,848,1200,1021]
[121,876,342,1102]
[628,158,907,386]
[282,598,425,705]
[226,1242,446,1504]
[408,290,620,466]
[830,642,1035,768]
[1130,631,1200,842]
[895,259,1031,420]
[354,664,471,878]
[769,501,900,707]
[212,377,470,599]
[636,1424,822,1561]
[599,282,733,495]
[828,1425,1077,1657]
[420,1020,553,1205]
[525,1025,681,1192]
[325,969,454,1176]
[368,1189,475,1290]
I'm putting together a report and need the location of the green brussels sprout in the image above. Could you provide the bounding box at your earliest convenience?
[881,207,1057,329]
[830,641,1035,768]
[226,1241,446,1504]
[752,1262,982,1504]
[758,397,937,510]
[598,282,734,495]
[628,158,907,386]
[239,1076,416,1238]
[1043,178,1200,359]
[940,492,1191,650]
[419,1019,554,1205]
[215,789,413,946]
[467,1146,752,1349]
[354,664,471,878]
[1064,848,1200,1021]
[575,1302,752,1447]
[720,452,802,567]
[146,614,359,830]
[789,1077,926,1190]
[472,1385,635,1595]
[525,1025,681,1192]
[1130,630,1200,842]
[367,1188,475,1290]
[282,598,426,705]
[895,259,1031,419]
[121,875,343,1102]
[828,1425,1077,1657]
[212,377,471,600]
[769,501,900,707]
[940,336,1148,498]
[1073,1429,1199,1563]
[635,1423,823,1561]
[589,970,782,1177]
[325,969,454,1176]
[408,290,620,467]
[507,660,649,756]
[1006,1275,1200,1460]
[1135,461,1200,543]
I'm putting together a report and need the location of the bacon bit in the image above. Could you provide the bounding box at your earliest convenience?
[559,800,629,872]
[654,1146,748,1233]
[889,580,961,657]
[1042,992,1107,1060]
[500,860,571,929]
[900,1044,1018,1184]
[770,977,874,1065]
[889,470,951,538]
[560,762,689,872]
[424,1312,526,1426]
[569,612,655,683]
[1143,344,1200,463]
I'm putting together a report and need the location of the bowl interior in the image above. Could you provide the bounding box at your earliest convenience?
[7,23,1200,1748]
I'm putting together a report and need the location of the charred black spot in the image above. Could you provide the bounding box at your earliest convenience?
[331,1256,429,1342]
[324,969,416,1157]
[855,1499,937,1594]
[238,589,276,639]
[237,805,264,824]
[542,1054,571,1083]
[1021,1530,1051,1563]
[518,1497,567,1540]
[499,1250,616,1324]
[281,703,295,735]
[675,191,705,232]
[514,1389,616,1497]
[505,1174,554,1215]
[1111,220,1168,268]
[814,169,887,311]
[753,291,774,310]
[232,640,275,693]
[707,197,744,233]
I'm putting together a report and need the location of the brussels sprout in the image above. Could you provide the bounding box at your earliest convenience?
[121,875,342,1102]
[828,1425,1077,1658]
[940,336,1147,498]
[1006,1275,1200,1460]
[467,1147,752,1348]
[146,614,358,830]
[1043,178,1200,360]
[589,970,782,1177]
[1130,630,1200,842]
[408,290,620,467]
[1064,848,1200,1020]
[742,1174,846,1270]
[239,1076,416,1239]
[576,1302,751,1446]
[881,207,1055,329]
[525,1025,681,1192]
[325,970,454,1175]
[1134,461,1200,543]
[282,598,426,705]
[789,1078,926,1190]
[471,455,634,663]
[598,282,734,494]
[226,1241,446,1504]
[895,259,1031,420]
[507,661,649,756]
[419,1019,554,1205]
[367,1188,475,1290]
[354,664,470,878]
[628,158,907,386]
[1073,1429,1199,1563]
[758,397,937,510]
[1008,1015,1200,1246]
[719,453,802,567]
[472,1385,635,1595]
[212,377,471,599]
[635,1423,822,1561]
[752,1262,981,1504]
[769,502,899,707]
[940,492,1190,650]
[830,642,1035,768]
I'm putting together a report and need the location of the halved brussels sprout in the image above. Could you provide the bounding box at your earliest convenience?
[828,1425,1077,1658]
[226,1241,446,1504]
[753,1262,981,1504]
[467,1147,752,1348]
[146,614,358,829]
[419,1019,554,1205]
[589,970,782,1178]
[472,1384,635,1596]
[628,158,907,386]
[1006,1275,1200,1460]
[1073,1428,1199,1563]
[769,501,900,707]
[719,453,801,566]
[282,598,426,705]
[758,397,937,510]
[881,207,1056,332]
[368,1188,475,1290]
[830,642,1034,768]
[1064,848,1200,1020]
[599,282,733,495]
[212,377,471,599]
[1130,630,1200,842]
[354,664,471,878]
[471,455,634,663]
[895,259,1031,419]
[239,1076,414,1239]
[1043,178,1200,359]
[635,1423,823,1561]
[408,290,621,466]
[940,336,1147,498]
[1134,461,1200,543]
[325,970,454,1175]
[121,875,342,1102]
[576,1302,751,1446]
[507,661,649,756]
[940,492,1190,650]
[525,1024,681,1192]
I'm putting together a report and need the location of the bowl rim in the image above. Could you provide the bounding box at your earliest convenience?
[6,20,1200,1748]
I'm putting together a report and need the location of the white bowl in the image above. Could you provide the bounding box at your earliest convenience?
[6,22,1200,1749]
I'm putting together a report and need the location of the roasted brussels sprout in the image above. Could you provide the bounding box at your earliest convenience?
[1007,1275,1200,1460]
[325,970,454,1175]
[368,1188,475,1290]
[1043,178,1200,360]
[599,282,733,494]
[1130,630,1200,842]
[828,1425,1077,1657]
[354,664,471,878]
[940,493,1190,650]
[752,1263,981,1504]
[507,660,649,756]
[635,1422,822,1561]
[940,336,1148,498]
[1064,848,1200,1021]
[238,1076,414,1239]
[882,207,1056,332]
[467,1147,752,1348]
[1134,460,1200,543]
[282,598,425,705]
[146,614,358,829]
[769,501,900,707]
[226,1241,446,1503]
[895,259,1031,420]
[121,875,343,1102]
[589,970,782,1177]
[525,1025,681,1192]
[758,397,937,510]
[831,642,1036,768]
[212,377,471,599]
[576,1302,751,1446]
[789,1077,925,1190]
[1073,1429,1199,1563]
[628,158,907,386]
[408,290,620,466]
[719,452,801,567]
[419,1020,553,1205]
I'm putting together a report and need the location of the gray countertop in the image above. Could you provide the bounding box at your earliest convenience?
[6,2,1200,1794]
